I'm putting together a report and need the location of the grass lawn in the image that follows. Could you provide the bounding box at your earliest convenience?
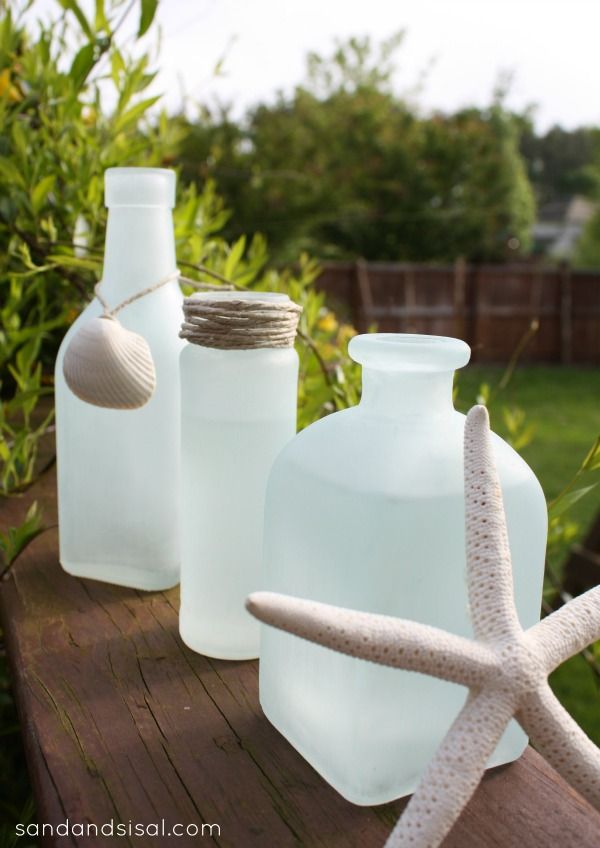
[455,365,600,557]
[456,365,600,743]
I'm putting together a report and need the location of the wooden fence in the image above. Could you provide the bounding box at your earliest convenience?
[315,260,600,364]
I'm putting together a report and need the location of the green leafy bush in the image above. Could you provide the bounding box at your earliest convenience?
[177,34,535,263]
[0,0,360,495]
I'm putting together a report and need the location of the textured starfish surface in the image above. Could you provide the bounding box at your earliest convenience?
[247,405,600,848]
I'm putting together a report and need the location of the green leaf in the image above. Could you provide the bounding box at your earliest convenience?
[47,253,101,272]
[0,501,44,568]
[69,43,96,90]
[476,382,490,405]
[31,175,55,214]
[111,49,125,85]
[0,155,25,188]
[11,120,28,160]
[138,0,159,37]
[114,96,160,132]
[224,235,246,279]
[510,422,536,452]
[57,0,94,39]
[94,0,109,32]
[581,435,600,473]
[548,484,597,519]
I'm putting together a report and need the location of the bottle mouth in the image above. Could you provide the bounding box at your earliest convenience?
[349,333,471,372]
[188,291,290,304]
[105,168,176,209]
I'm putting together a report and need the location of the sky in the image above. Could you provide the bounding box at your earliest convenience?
[30,0,600,130]
[149,0,600,130]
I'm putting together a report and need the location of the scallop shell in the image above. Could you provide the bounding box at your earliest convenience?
[62,315,156,409]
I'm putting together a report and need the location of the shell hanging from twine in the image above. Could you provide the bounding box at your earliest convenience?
[62,315,156,410]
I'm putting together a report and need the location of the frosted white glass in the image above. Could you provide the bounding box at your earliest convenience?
[259,333,548,805]
[179,292,299,659]
[55,168,184,590]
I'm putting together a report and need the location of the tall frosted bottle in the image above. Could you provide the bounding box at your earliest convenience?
[259,333,547,804]
[179,292,300,659]
[55,168,184,589]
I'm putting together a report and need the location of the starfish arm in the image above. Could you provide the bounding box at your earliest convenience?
[526,586,600,673]
[247,592,498,688]
[517,682,600,810]
[386,689,515,848]
[464,405,522,644]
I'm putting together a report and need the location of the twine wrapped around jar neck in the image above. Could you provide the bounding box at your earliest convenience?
[180,292,302,350]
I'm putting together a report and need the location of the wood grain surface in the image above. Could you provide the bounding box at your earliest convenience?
[2,465,600,847]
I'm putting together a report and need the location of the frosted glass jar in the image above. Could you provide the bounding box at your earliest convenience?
[259,333,547,805]
[179,292,299,660]
[55,168,184,590]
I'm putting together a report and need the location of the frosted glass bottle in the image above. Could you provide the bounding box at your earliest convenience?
[55,168,184,590]
[259,333,547,805]
[179,292,299,659]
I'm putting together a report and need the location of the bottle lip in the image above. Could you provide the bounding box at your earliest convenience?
[349,333,471,372]
[188,291,290,304]
[104,168,176,209]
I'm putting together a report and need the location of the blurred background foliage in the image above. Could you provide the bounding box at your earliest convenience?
[0,0,598,843]
[177,33,536,263]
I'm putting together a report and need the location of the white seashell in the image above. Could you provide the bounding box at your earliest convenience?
[62,315,156,409]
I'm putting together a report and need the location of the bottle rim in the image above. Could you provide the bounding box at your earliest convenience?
[349,333,471,372]
[105,168,176,209]
[188,291,291,304]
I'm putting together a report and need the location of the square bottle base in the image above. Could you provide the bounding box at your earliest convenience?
[60,559,179,592]
[260,697,529,806]
[179,606,259,661]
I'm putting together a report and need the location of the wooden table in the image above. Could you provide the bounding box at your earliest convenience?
[2,463,600,847]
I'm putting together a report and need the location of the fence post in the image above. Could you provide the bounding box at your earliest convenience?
[453,256,467,340]
[559,260,573,365]
[354,259,373,332]
[404,266,417,332]
[467,262,479,356]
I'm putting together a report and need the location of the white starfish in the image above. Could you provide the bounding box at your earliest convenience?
[248,405,600,848]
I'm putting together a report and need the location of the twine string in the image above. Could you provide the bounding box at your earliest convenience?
[94,272,234,317]
[180,296,302,350]
[92,271,300,349]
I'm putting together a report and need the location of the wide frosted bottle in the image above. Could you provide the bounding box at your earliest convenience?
[55,168,184,590]
[259,333,547,805]
[179,292,299,659]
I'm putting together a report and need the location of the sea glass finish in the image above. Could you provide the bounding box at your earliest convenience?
[179,292,299,659]
[259,333,547,805]
[55,168,184,590]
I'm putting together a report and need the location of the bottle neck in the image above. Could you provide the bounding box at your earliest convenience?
[359,368,455,418]
[99,206,177,304]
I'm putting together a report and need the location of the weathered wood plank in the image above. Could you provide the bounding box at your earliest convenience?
[2,468,600,846]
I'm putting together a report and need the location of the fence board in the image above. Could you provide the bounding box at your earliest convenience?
[316,261,600,364]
